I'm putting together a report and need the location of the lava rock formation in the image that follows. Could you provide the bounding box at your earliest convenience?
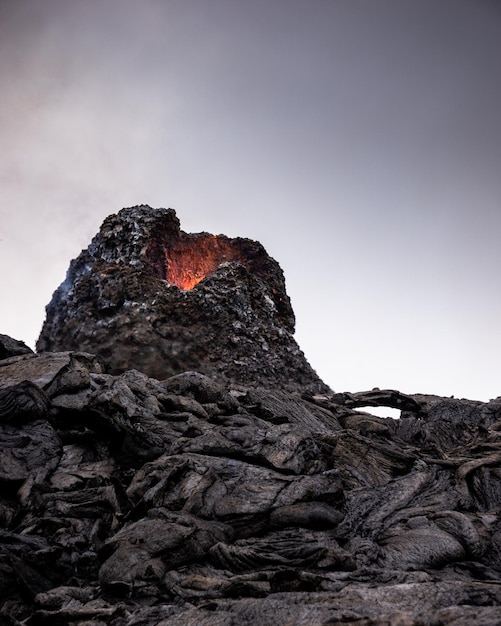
[37,206,328,394]
[1,206,501,625]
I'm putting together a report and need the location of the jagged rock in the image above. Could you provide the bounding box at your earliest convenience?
[0,334,33,360]
[0,381,50,424]
[99,511,231,596]
[37,206,328,393]
[0,342,500,624]
[0,351,104,399]
[0,418,60,488]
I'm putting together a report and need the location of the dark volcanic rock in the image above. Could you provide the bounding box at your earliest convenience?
[1,341,501,624]
[0,334,33,360]
[2,206,501,624]
[37,205,328,393]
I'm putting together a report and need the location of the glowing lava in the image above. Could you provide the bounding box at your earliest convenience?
[164,235,245,290]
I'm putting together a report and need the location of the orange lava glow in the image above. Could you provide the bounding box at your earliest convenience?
[165,235,244,290]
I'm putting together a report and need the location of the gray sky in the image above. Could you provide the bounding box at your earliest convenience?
[2,0,501,401]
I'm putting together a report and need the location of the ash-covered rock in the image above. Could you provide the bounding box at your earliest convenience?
[1,341,501,624]
[37,206,327,393]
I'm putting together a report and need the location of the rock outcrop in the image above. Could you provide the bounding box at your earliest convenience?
[37,206,328,393]
[1,344,501,624]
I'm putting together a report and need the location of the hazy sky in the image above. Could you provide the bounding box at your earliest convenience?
[2,0,501,401]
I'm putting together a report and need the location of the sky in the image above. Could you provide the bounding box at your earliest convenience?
[1,0,501,402]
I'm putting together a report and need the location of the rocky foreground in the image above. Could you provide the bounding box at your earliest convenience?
[1,336,501,624]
